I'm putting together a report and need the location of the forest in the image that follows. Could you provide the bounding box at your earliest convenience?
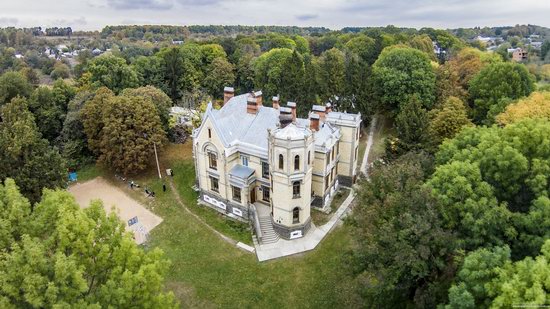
[0,23,549,307]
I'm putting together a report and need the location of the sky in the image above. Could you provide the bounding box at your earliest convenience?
[1,0,549,31]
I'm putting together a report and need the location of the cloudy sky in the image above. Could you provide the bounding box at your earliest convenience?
[1,0,549,31]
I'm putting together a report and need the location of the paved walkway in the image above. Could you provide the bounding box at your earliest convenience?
[255,189,356,262]
[360,116,377,179]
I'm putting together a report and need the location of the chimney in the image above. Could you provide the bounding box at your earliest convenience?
[247,96,258,115]
[279,107,293,128]
[310,113,320,131]
[312,105,326,122]
[223,87,234,105]
[272,96,280,109]
[253,90,263,107]
[325,103,332,114]
[287,102,297,122]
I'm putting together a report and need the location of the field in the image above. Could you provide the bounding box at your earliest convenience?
[76,142,358,308]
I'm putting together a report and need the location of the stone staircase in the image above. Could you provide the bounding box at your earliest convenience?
[258,216,279,244]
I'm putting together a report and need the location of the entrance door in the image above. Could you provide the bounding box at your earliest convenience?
[250,187,256,204]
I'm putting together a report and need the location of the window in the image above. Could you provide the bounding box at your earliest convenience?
[279,154,284,170]
[332,146,335,160]
[293,181,301,198]
[326,152,330,164]
[210,176,219,193]
[336,141,340,155]
[307,151,311,165]
[355,146,359,161]
[208,152,217,170]
[293,207,299,224]
[241,155,249,166]
[294,155,300,171]
[262,185,270,202]
[325,175,329,190]
[232,186,241,203]
[261,161,269,179]
[208,128,212,138]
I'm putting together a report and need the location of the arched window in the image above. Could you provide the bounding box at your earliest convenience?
[293,181,300,198]
[294,155,300,171]
[278,154,284,170]
[293,207,299,223]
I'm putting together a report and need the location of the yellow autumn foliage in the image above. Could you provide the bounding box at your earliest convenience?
[496,91,550,125]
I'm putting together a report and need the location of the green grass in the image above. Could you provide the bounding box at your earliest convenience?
[75,163,102,182]
[170,161,253,245]
[73,143,358,307]
[311,188,351,226]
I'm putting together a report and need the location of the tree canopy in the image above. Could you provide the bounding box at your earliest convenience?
[0,178,177,308]
[496,91,550,125]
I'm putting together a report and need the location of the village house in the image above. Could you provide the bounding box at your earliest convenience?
[512,47,528,62]
[192,88,361,243]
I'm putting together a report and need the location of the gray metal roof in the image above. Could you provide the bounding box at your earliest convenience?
[229,164,255,179]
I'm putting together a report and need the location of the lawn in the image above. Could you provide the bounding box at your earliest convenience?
[311,188,351,226]
[77,142,358,308]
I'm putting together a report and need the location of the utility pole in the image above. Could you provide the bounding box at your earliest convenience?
[154,141,162,179]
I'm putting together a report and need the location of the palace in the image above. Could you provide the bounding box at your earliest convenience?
[192,87,361,242]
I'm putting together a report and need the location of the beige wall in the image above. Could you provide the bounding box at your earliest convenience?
[336,125,359,178]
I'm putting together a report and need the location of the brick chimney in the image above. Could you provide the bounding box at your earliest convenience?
[325,102,332,114]
[287,102,296,122]
[247,96,258,115]
[223,87,234,105]
[253,90,263,107]
[310,113,320,131]
[312,105,326,122]
[279,107,292,128]
[272,96,280,109]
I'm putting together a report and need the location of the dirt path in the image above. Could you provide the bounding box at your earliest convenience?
[359,116,378,179]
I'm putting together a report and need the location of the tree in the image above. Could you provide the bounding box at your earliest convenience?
[50,62,70,80]
[57,91,95,169]
[133,55,165,91]
[279,50,305,107]
[392,95,429,154]
[372,46,436,112]
[318,48,345,102]
[468,62,535,124]
[408,34,436,59]
[28,87,65,142]
[496,91,550,125]
[349,152,455,308]
[0,97,66,203]
[82,90,167,175]
[447,240,550,308]
[0,71,32,106]
[427,96,473,148]
[253,48,293,98]
[121,86,173,131]
[0,178,177,308]
[345,36,377,64]
[202,57,235,99]
[428,119,550,257]
[86,54,139,94]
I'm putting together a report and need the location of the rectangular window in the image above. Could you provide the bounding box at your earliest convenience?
[336,141,340,155]
[241,155,249,166]
[293,181,301,198]
[325,175,329,190]
[326,152,330,164]
[208,128,212,138]
[232,186,241,203]
[332,146,335,161]
[262,185,270,202]
[261,161,269,179]
[355,146,359,161]
[210,176,219,193]
[208,152,217,170]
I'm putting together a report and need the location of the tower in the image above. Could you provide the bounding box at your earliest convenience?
[268,118,314,239]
